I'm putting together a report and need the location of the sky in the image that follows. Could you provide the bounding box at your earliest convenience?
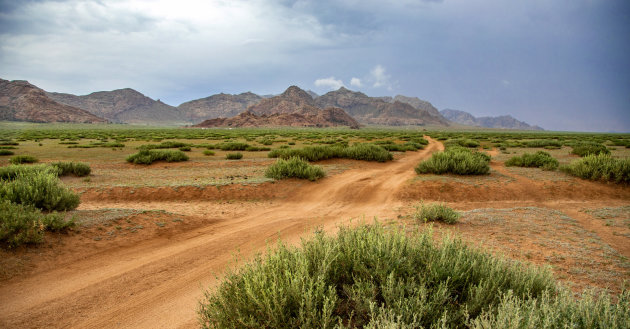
[1,0,629,132]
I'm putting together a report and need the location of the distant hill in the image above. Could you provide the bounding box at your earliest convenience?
[0,79,108,123]
[48,88,187,125]
[177,92,263,124]
[440,109,543,130]
[194,86,359,129]
[315,87,449,126]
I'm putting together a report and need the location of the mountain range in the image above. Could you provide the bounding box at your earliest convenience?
[440,109,543,130]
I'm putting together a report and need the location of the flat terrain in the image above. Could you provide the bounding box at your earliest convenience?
[1,134,629,328]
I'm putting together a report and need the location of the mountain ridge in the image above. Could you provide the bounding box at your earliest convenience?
[440,109,543,130]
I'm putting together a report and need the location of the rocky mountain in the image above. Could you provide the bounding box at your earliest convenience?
[194,86,359,129]
[315,87,449,126]
[440,109,543,130]
[392,95,442,117]
[177,92,262,124]
[48,88,187,125]
[0,79,108,123]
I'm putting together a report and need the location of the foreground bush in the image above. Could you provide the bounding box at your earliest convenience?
[199,224,629,328]
[225,152,243,160]
[0,164,59,181]
[0,200,75,248]
[126,149,189,164]
[0,170,80,211]
[416,146,490,175]
[50,161,91,177]
[0,150,14,156]
[265,157,325,181]
[571,142,610,157]
[561,154,630,184]
[9,155,38,164]
[505,151,559,170]
[414,202,460,224]
[269,144,393,162]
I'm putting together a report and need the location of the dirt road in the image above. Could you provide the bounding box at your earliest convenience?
[0,138,442,328]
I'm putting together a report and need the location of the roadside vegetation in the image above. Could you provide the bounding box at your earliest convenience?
[126,149,189,164]
[561,154,630,184]
[199,224,628,329]
[269,144,393,162]
[413,202,460,224]
[415,146,490,175]
[265,157,325,181]
[505,151,559,170]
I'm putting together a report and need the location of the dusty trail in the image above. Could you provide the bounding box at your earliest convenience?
[0,138,441,329]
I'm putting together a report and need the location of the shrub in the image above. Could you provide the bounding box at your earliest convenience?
[0,150,14,156]
[138,141,189,150]
[561,154,630,184]
[218,142,250,151]
[413,202,460,224]
[446,138,480,148]
[416,146,490,175]
[199,224,588,329]
[50,161,91,177]
[520,139,563,148]
[0,200,75,248]
[268,144,392,162]
[265,157,325,181]
[571,142,610,157]
[9,155,38,164]
[203,150,215,156]
[505,151,559,170]
[0,170,80,211]
[225,152,243,160]
[178,146,191,152]
[0,164,59,181]
[126,149,189,164]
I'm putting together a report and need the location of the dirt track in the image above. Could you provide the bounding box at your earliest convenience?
[0,138,443,328]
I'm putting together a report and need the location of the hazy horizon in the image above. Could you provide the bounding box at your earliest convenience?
[1,0,629,132]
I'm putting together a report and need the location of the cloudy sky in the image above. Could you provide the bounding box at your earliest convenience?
[1,0,629,132]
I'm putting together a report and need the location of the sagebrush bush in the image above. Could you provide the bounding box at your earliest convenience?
[571,142,610,157]
[225,152,243,160]
[9,155,38,164]
[0,164,60,181]
[199,224,613,329]
[414,202,460,224]
[203,150,215,156]
[50,161,91,177]
[0,149,14,156]
[445,138,481,148]
[561,154,630,184]
[505,151,559,170]
[218,142,250,151]
[265,157,325,181]
[126,149,189,164]
[268,144,392,162]
[415,146,490,175]
[0,170,80,211]
[0,200,75,248]
[139,141,190,150]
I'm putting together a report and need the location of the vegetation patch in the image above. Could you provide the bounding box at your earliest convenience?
[269,144,393,162]
[0,149,14,156]
[413,202,460,224]
[50,161,92,177]
[0,169,80,211]
[265,157,325,181]
[199,224,628,329]
[126,149,189,165]
[225,152,243,160]
[139,141,190,150]
[416,146,490,175]
[203,150,215,156]
[9,155,38,164]
[561,154,630,184]
[505,151,559,170]
[571,142,611,157]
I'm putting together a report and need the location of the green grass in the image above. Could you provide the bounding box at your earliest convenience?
[416,146,490,175]
[225,152,243,160]
[413,202,460,224]
[50,161,91,177]
[0,164,60,180]
[126,149,189,164]
[561,154,630,184]
[203,150,215,156]
[199,223,627,329]
[0,149,14,156]
[268,144,393,162]
[265,157,325,181]
[505,151,559,170]
[9,155,38,164]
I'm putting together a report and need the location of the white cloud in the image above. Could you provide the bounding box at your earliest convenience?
[370,64,391,89]
[314,77,344,90]
[350,77,362,87]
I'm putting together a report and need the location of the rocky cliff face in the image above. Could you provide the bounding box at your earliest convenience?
[315,87,449,126]
[440,109,543,130]
[0,79,108,123]
[177,92,262,123]
[48,88,186,125]
[194,86,359,129]
[392,95,442,117]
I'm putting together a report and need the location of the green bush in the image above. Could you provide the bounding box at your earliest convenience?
[268,144,392,162]
[561,154,630,184]
[505,151,559,170]
[0,200,75,248]
[520,139,563,148]
[9,155,38,164]
[446,138,480,148]
[571,142,610,157]
[138,141,190,150]
[0,164,60,181]
[50,161,91,177]
[178,146,191,152]
[218,142,250,151]
[199,224,592,329]
[265,157,325,181]
[225,152,243,160]
[203,150,215,156]
[0,170,80,211]
[416,146,490,175]
[0,150,14,156]
[414,202,460,224]
[126,149,189,164]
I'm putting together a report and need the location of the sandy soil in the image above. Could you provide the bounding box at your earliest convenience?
[1,138,628,328]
